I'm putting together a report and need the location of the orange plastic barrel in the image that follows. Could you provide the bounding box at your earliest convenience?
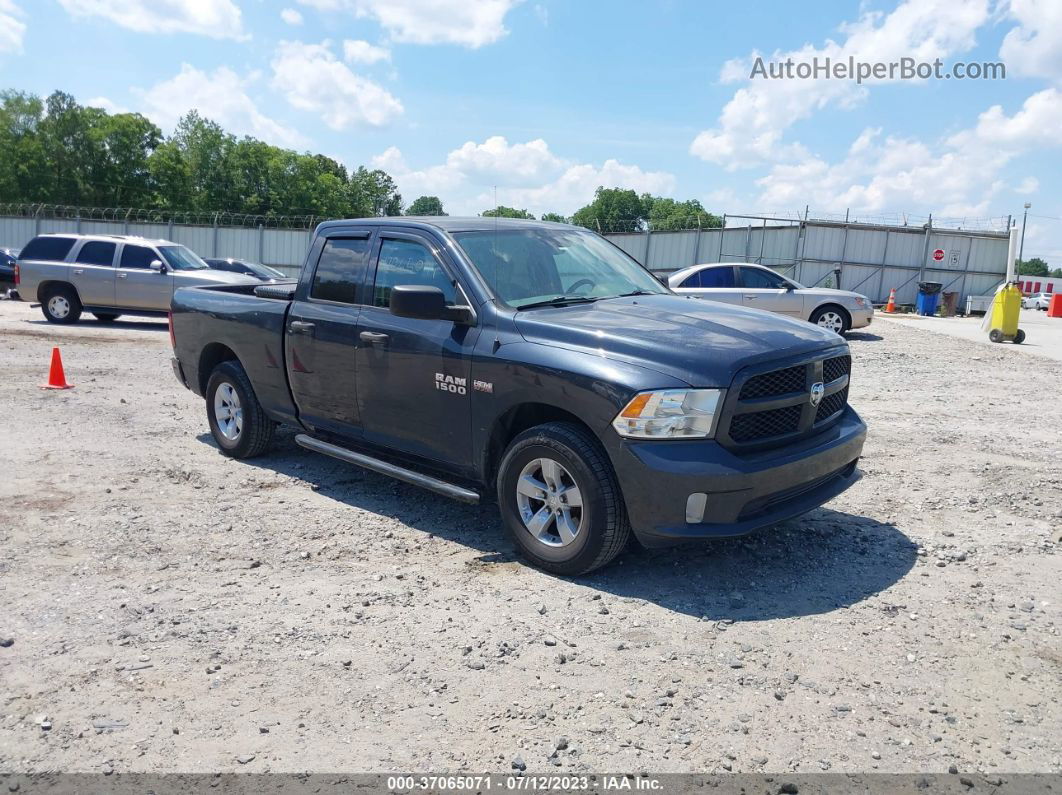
[1049,293,1062,318]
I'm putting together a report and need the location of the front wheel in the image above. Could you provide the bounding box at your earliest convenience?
[810,304,851,335]
[497,422,630,575]
[205,360,275,458]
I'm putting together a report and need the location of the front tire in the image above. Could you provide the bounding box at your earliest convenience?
[810,304,851,335]
[497,422,630,575]
[41,285,82,324]
[205,360,274,458]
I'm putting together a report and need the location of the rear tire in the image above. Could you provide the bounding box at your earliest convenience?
[989,329,1004,343]
[205,360,274,459]
[810,304,851,335]
[41,285,82,324]
[497,422,630,575]
[1014,329,1026,344]
[92,313,120,322]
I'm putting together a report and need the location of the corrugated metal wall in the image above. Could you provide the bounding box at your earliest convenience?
[0,213,1009,302]
[606,220,1009,305]
[0,216,310,277]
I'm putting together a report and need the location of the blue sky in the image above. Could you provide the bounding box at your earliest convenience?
[0,0,1060,261]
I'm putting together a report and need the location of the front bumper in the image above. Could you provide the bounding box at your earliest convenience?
[851,307,873,328]
[610,406,867,547]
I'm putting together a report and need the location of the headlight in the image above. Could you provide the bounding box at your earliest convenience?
[853,296,870,309]
[612,389,724,439]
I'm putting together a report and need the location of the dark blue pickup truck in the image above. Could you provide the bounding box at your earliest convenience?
[170,217,866,574]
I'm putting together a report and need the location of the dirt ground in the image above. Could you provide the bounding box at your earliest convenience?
[1,297,1059,776]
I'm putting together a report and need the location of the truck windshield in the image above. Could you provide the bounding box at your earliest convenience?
[159,246,209,272]
[453,228,669,308]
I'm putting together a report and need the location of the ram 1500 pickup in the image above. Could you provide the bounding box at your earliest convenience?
[170,217,866,574]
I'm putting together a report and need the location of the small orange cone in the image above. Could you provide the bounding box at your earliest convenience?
[884,288,897,314]
[41,347,73,389]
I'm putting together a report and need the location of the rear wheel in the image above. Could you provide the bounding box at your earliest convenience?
[1014,329,1026,344]
[92,312,120,322]
[497,422,630,575]
[205,360,274,458]
[810,304,850,335]
[41,285,82,324]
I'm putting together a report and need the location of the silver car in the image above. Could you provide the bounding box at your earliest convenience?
[15,234,257,324]
[668,262,874,334]
[1022,292,1051,311]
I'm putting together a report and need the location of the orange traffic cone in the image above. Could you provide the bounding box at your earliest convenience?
[884,288,897,314]
[41,347,73,389]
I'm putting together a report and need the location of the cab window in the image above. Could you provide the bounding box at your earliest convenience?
[120,245,157,269]
[310,237,370,304]
[699,267,736,288]
[371,238,456,309]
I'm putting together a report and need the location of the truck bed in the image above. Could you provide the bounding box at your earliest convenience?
[170,282,299,424]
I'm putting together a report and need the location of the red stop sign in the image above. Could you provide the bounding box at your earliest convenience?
[932,248,945,261]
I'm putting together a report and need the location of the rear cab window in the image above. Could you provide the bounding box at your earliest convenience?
[310,237,371,304]
[19,236,77,262]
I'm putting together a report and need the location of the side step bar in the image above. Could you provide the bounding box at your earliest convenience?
[294,434,480,504]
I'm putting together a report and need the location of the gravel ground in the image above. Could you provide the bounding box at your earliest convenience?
[0,297,1060,775]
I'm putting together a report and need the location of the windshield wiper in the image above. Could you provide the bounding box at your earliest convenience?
[517,295,601,310]
[614,290,657,298]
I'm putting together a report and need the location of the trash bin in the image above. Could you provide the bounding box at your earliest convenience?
[941,291,959,317]
[987,284,1024,343]
[916,281,943,316]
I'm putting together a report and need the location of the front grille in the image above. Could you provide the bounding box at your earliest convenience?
[729,404,803,442]
[720,352,852,450]
[823,354,851,383]
[815,385,848,422]
[739,365,805,399]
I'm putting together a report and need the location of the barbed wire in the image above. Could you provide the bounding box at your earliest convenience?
[0,202,1012,235]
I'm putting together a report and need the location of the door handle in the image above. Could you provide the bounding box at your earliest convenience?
[359,331,389,344]
[73,268,84,275]
[288,321,315,335]
[743,295,757,300]
[117,273,128,279]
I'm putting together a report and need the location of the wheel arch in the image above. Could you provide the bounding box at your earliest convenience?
[198,342,240,395]
[484,402,596,483]
[37,280,81,304]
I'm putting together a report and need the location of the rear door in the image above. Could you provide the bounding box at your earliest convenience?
[70,240,117,306]
[115,243,173,310]
[738,266,804,316]
[354,230,479,469]
[678,265,744,305]
[285,230,373,438]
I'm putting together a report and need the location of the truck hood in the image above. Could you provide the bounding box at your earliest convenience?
[513,294,846,387]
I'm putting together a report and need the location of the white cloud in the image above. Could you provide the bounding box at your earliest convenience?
[296,0,519,48]
[85,96,130,114]
[1014,177,1039,195]
[374,137,675,216]
[691,0,991,169]
[754,89,1062,219]
[280,8,303,25]
[57,0,245,39]
[137,64,306,147]
[1000,0,1062,83]
[0,0,26,54]
[342,39,390,64]
[271,40,403,129]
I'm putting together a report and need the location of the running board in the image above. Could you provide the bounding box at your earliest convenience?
[294,434,480,504]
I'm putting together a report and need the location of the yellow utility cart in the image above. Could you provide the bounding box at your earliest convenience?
[987,283,1025,344]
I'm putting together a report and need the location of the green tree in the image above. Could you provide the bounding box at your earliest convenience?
[1050,268,1062,278]
[540,212,568,223]
[406,195,446,216]
[571,187,650,232]
[350,166,402,216]
[1018,257,1049,277]
[0,90,49,202]
[481,205,535,219]
[646,197,722,231]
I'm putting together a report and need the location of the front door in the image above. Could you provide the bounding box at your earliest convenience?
[680,265,744,305]
[115,243,172,310]
[738,266,804,316]
[354,231,479,469]
[285,232,373,438]
[69,240,117,306]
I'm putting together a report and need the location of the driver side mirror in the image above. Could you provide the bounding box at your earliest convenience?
[150,259,168,274]
[390,285,474,324]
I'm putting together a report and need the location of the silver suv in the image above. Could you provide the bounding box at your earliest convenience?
[16,233,257,324]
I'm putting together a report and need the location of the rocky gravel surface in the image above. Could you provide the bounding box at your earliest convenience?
[0,298,1059,775]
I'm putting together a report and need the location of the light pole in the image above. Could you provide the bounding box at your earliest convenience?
[1018,201,1031,269]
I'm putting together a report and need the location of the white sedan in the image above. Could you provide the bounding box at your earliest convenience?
[1022,292,1051,310]
[668,262,874,335]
